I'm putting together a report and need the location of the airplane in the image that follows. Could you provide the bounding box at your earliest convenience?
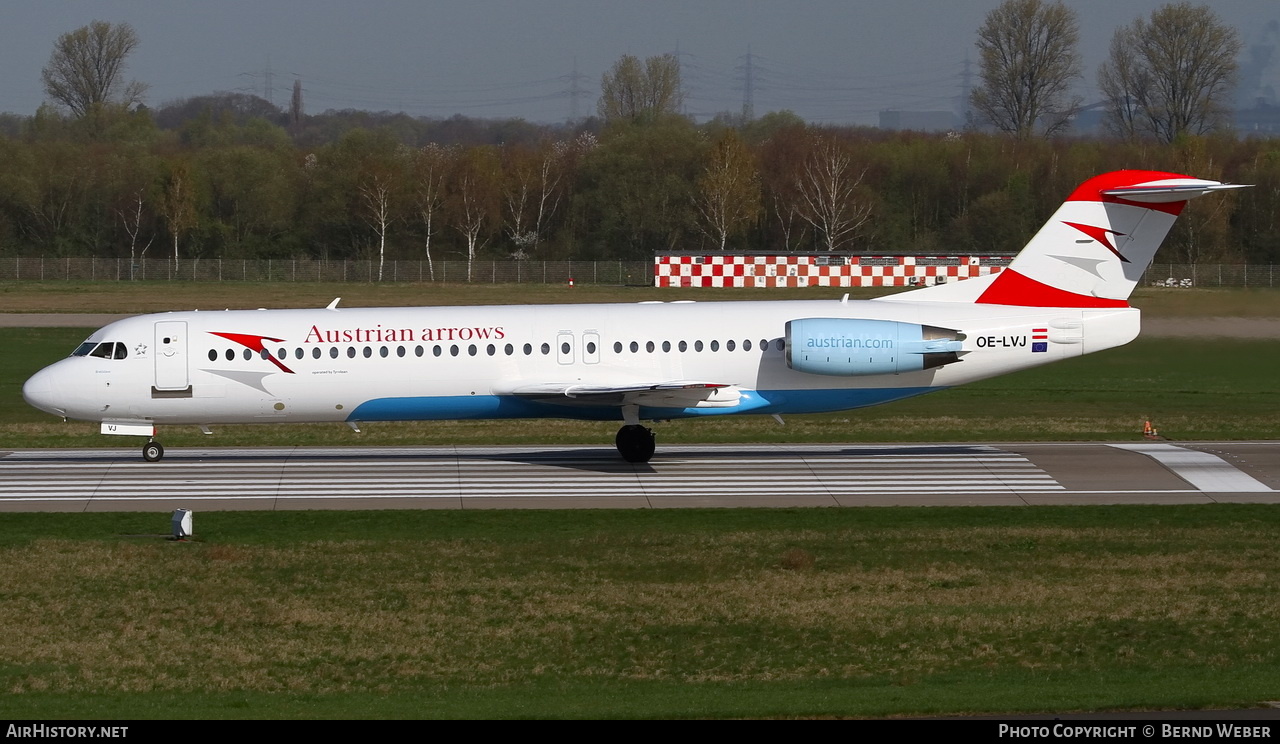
[22,170,1246,464]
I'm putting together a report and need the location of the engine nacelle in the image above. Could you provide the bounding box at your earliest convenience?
[785,318,964,377]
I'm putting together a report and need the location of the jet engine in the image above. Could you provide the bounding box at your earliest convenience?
[785,318,964,376]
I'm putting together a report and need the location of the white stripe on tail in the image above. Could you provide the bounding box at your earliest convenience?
[883,170,1248,307]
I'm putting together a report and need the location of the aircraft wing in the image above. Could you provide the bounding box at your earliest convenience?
[505,381,742,409]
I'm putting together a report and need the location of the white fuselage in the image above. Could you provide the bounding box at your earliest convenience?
[23,298,1140,429]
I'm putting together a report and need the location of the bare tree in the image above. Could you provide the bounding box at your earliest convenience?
[358,171,395,282]
[160,162,197,270]
[757,125,811,251]
[694,131,761,250]
[970,0,1081,138]
[410,143,455,281]
[501,142,565,258]
[795,135,873,252]
[1098,3,1242,143]
[41,21,147,121]
[449,147,501,282]
[598,53,683,123]
[117,187,155,278]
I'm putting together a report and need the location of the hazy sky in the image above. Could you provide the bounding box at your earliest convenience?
[2,1,1277,126]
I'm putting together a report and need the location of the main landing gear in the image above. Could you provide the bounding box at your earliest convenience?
[615,424,655,463]
[142,440,165,462]
[614,404,656,463]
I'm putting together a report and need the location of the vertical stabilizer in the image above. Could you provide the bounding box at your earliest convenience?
[885,170,1247,306]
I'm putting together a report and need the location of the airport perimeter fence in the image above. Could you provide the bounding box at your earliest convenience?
[2,257,1280,288]
[0,258,653,285]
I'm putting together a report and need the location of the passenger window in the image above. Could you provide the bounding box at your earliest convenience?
[487,344,496,356]
[468,345,478,356]
[678,340,687,352]
[629,341,639,353]
[363,347,372,358]
[540,343,551,355]
[504,343,514,355]
[743,339,752,351]
[226,349,235,361]
[613,341,623,354]
[415,345,424,357]
[645,341,654,353]
[710,340,720,352]
[397,346,406,358]
[523,343,533,355]
[277,348,287,359]
[379,346,389,358]
[760,339,770,351]
[433,345,443,357]
[244,349,253,361]
[694,340,704,352]
[330,347,339,358]
[347,347,356,358]
[450,345,459,356]
[295,348,304,360]
[562,342,571,355]
[726,340,736,352]
[661,341,670,352]
[208,350,217,362]
[312,347,321,359]
[587,341,597,354]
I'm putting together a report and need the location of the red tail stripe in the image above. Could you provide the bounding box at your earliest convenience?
[976,269,1129,308]
[1065,170,1193,217]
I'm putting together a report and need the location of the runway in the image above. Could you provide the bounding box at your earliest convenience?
[0,441,1275,511]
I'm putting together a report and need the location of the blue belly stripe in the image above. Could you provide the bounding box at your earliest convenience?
[346,387,941,423]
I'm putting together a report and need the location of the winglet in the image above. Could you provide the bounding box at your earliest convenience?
[326,298,341,310]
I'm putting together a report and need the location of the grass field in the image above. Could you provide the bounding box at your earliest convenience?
[0,282,1277,719]
[0,506,1278,719]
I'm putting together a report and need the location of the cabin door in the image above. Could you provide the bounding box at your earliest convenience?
[154,320,189,390]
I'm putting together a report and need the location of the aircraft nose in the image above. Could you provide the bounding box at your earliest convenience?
[23,365,66,417]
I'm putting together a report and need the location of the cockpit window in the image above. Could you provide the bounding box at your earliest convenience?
[86,342,128,360]
[71,342,97,357]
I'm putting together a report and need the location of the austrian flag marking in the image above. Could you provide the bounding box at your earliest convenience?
[1031,327,1048,353]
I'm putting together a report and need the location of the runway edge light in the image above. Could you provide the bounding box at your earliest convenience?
[171,509,193,540]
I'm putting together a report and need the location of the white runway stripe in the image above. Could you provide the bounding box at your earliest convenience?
[0,444,1063,504]
[1109,443,1274,492]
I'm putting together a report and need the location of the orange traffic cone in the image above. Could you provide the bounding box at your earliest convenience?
[1143,420,1159,439]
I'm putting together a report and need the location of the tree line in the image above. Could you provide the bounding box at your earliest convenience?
[5,118,1277,267]
[2,7,1277,272]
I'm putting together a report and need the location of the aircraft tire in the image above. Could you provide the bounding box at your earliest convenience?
[142,441,164,463]
[615,425,655,463]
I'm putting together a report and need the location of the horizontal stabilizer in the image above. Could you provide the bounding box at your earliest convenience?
[1101,179,1250,203]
